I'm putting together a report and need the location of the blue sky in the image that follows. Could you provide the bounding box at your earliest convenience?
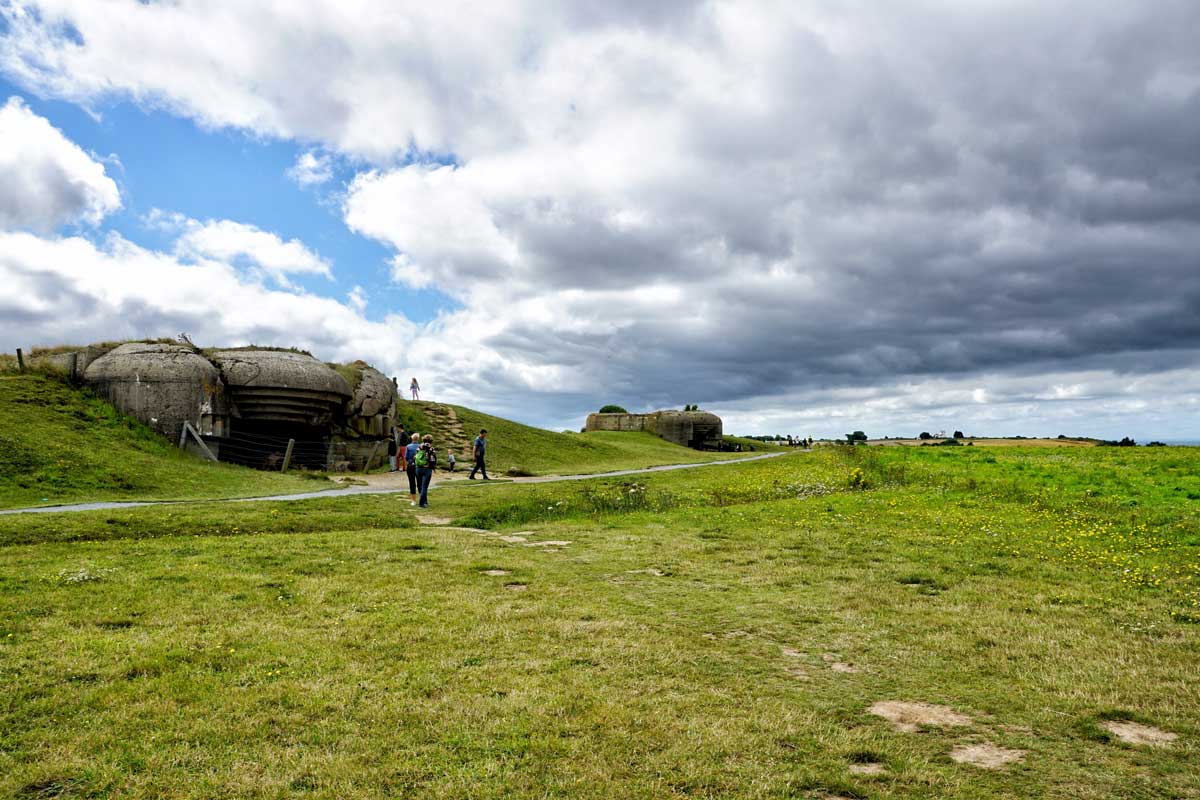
[0,74,457,323]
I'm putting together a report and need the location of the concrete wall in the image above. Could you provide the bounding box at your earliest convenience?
[585,410,723,449]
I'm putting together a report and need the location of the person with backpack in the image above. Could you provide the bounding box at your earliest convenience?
[404,432,422,506]
[414,434,438,508]
[468,428,489,480]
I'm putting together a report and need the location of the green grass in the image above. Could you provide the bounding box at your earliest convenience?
[1,446,1197,797]
[450,404,740,476]
[0,372,328,509]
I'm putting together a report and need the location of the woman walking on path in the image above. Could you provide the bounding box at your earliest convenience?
[414,434,438,508]
[404,432,421,506]
[410,377,421,401]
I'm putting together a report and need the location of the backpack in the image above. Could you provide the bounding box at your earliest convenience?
[415,445,436,469]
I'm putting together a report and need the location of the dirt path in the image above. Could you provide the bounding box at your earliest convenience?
[0,452,789,516]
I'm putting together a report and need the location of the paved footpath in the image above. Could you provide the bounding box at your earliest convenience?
[0,452,790,516]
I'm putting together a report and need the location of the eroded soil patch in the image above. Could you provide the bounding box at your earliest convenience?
[1101,720,1178,747]
[869,701,972,732]
[950,743,1025,769]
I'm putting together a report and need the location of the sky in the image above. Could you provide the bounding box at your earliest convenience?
[1,1,1198,440]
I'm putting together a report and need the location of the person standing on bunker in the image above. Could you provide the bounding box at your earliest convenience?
[405,432,422,506]
[410,377,420,401]
[468,428,490,480]
[414,434,438,508]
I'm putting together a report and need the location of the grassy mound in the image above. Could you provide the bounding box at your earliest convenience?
[449,404,739,476]
[0,373,324,509]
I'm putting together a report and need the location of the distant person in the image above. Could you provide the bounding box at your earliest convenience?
[410,377,421,401]
[387,428,398,472]
[397,424,411,450]
[447,450,457,472]
[468,428,490,480]
[414,434,438,508]
[404,432,422,506]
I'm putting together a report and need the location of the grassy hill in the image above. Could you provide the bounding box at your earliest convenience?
[0,373,743,508]
[445,404,739,476]
[0,372,323,509]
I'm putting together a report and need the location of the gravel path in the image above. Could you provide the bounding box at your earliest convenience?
[0,452,789,516]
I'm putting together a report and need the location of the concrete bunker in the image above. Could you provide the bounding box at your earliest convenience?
[584,409,723,449]
[206,349,353,469]
[83,342,228,443]
[66,340,399,471]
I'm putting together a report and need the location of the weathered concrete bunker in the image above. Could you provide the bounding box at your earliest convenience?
[585,410,723,450]
[71,341,398,471]
[84,342,229,441]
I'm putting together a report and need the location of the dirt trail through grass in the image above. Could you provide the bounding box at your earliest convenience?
[0,451,788,515]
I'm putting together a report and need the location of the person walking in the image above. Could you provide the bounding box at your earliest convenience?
[414,434,438,508]
[404,432,422,506]
[410,377,421,401]
[468,428,489,480]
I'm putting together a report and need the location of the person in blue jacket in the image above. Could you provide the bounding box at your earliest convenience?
[404,432,422,506]
[414,434,438,508]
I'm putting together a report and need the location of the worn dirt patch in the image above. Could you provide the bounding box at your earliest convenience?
[416,514,452,525]
[950,743,1025,769]
[498,535,528,543]
[524,540,571,547]
[1101,720,1178,747]
[868,701,973,732]
[504,583,528,592]
[780,647,804,658]
[480,569,509,576]
[627,568,666,576]
[848,762,887,776]
[829,662,861,673]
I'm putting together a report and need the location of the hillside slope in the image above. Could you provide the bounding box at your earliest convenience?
[445,404,738,476]
[0,373,323,509]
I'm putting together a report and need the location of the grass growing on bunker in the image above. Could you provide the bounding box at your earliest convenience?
[0,447,1197,798]
[0,372,326,509]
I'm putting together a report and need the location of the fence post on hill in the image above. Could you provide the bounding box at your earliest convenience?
[362,440,382,472]
[16,348,24,371]
[281,438,295,472]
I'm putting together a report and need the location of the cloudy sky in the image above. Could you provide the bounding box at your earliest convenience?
[1,1,1198,439]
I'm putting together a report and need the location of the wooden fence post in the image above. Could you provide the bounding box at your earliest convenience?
[16,348,24,371]
[362,440,382,472]
[180,421,217,462]
[281,438,296,472]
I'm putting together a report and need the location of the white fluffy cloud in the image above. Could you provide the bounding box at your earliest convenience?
[0,96,120,231]
[287,150,333,187]
[150,212,332,288]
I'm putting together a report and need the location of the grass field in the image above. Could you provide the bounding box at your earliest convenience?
[1,444,1196,798]
[0,373,324,510]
